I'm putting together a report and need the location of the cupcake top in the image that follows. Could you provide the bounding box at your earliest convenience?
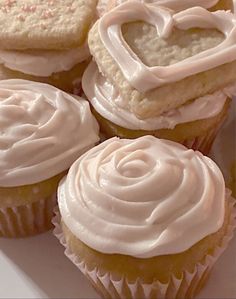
[58,136,225,258]
[0,79,99,187]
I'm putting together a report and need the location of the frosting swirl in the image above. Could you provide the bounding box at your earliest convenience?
[0,43,90,77]
[58,136,225,257]
[0,79,99,187]
[82,61,233,130]
[98,2,236,92]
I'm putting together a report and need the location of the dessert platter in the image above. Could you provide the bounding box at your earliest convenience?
[0,1,235,299]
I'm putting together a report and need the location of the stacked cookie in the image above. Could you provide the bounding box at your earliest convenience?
[84,0,236,154]
[0,0,97,92]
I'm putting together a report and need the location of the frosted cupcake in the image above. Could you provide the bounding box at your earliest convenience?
[55,136,235,299]
[0,0,97,93]
[97,0,234,17]
[0,79,99,238]
[84,2,236,154]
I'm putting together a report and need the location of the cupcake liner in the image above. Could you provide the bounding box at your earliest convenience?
[0,193,57,238]
[52,194,236,299]
[72,78,83,96]
[96,109,226,156]
[182,117,225,155]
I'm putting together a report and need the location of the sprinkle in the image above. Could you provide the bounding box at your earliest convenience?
[41,23,47,29]
[0,0,16,13]
[5,0,16,7]
[21,4,36,13]
[66,2,76,13]
[1,6,10,13]
[69,6,76,12]
[17,14,25,21]
[66,1,75,8]
[47,0,56,5]
[42,9,54,19]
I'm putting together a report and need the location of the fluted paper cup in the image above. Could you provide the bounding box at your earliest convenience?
[0,193,57,238]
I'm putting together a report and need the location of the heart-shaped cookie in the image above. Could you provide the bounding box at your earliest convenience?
[89,1,236,118]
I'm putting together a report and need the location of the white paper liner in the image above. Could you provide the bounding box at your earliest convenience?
[181,112,226,155]
[72,78,83,96]
[0,193,57,238]
[52,194,236,299]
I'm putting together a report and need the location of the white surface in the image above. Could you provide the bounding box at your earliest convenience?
[0,100,235,299]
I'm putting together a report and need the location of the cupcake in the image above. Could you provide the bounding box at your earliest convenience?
[97,0,234,17]
[0,79,99,238]
[0,0,97,93]
[55,135,236,299]
[84,2,236,154]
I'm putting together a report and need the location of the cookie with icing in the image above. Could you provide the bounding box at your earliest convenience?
[89,2,236,118]
[0,0,97,93]
[0,0,97,50]
[83,2,236,153]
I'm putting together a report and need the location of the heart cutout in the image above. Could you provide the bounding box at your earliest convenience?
[98,1,236,92]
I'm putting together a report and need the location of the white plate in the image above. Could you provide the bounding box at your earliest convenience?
[0,101,235,299]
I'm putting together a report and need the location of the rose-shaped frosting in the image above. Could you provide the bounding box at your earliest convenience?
[58,136,225,257]
[0,79,99,187]
[0,43,89,77]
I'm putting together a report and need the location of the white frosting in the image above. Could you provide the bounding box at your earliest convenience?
[0,43,90,77]
[0,79,100,187]
[97,0,220,17]
[58,136,225,257]
[98,2,236,92]
[82,62,235,130]
[126,0,219,10]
